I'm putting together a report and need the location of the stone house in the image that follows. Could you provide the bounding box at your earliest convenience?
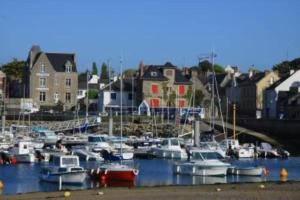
[238,70,279,118]
[24,45,78,110]
[137,62,192,109]
[264,70,300,119]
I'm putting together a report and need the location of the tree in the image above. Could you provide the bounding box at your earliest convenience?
[198,60,224,74]
[1,58,25,81]
[272,57,300,77]
[88,89,98,99]
[92,62,98,75]
[100,62,109,82]
[194,90,204,107]
[123,68,136,78]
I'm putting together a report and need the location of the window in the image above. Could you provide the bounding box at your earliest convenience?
[54,92,59,103]
[111,93,116,100]
[66,78,71,87]
[40,64,45,73]
[178,100,185,108]
[65,92,71,103]
[39,78,46,87]
[128,93,133,100]
[150,99,160,108]
[40,92,46,102]
[150,71,157,77]
[166,70,173,76]
[66,65,72,72]
[151,84,159,94]
[78,90,83,95]
[178,85,185,96]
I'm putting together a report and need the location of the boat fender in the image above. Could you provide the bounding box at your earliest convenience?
[133,169,139,176]
[90,169,94,175]
[96,168,100,175]
[280,168,288,177]
[0,180,3,189]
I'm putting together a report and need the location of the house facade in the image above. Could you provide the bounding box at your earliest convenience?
[137,62,192,109]
[98,78,136,113]
[264,70,300,119]
[25,45,78,110]
[238,70,279,118]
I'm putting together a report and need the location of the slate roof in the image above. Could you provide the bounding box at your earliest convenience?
[45,53,77,72]
[141,62,191,84]
[239,72,265,86]
[141,65,168,81]
[102,78,137,92]
[174,69,192,84]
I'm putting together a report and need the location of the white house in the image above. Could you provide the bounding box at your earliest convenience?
[77,74,100,100]
[98,78,136,113]
[264,70,300,118]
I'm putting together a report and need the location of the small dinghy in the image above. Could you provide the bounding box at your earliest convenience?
[228,166,265,176]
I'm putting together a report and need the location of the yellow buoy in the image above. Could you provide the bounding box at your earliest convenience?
[280,168,288,177]
[64,191,71,198]
[0,180,3,189]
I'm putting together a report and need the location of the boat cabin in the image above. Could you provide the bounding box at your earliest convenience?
[190,150,224,161]
[160,138,182,150]
[52,155,80,168]
[33,129,58,144]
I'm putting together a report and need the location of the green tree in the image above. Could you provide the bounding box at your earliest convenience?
[194,89,204,106]
[100,62,109,82]
[123,68,136,78]
[88,89,98,99]
[92,62,98,75]
[1,58,25,81]
[273,61,291,76]
[198,61,224,74]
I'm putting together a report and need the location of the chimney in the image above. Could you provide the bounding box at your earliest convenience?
[249,69,253,78]
[139,61,145,77]
[29,45,41,68]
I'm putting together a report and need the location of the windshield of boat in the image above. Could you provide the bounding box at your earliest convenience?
[88,136,106,143]
[171,139,180,146]
[192,152,223,160]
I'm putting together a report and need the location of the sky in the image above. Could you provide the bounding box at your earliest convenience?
[0,0,300,73]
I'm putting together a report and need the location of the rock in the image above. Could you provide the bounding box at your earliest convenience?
[97,191,104,195]
[216,188,222,192]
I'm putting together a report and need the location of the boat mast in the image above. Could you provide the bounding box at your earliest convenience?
[120,57,123,161]
[85,71,89,134]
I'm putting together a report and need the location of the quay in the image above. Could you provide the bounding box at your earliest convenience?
[3,182,300,200]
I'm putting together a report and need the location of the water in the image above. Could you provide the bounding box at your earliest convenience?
[1,157,300,195]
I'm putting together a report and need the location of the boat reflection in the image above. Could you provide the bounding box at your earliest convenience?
[90,180,135,188]
[174,175,227,185]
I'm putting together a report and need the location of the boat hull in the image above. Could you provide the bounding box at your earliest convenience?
[228,167,264,176]
[174,163,229,176]
[152,148,187,159]
[40,171,87,184]
[90,167,138,182]
[15,154,35,163]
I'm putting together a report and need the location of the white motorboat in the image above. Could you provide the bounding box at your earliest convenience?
[228,166,264,176]
[72,146,103,161]
[40,155,86,184]
[237,147,255,158]
[173,149,230,176]
[32,129,58,145]
[9,141,36,163]
[87,135,111,152]
[151,138,187,159]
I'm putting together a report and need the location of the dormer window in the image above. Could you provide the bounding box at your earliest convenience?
[151,71,157,77]
[40,64,45,73]
[66,65,71,73]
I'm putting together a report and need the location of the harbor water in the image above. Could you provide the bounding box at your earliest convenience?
[1,157,300,195]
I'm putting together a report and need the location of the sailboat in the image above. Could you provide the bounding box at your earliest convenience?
[89,58,139,182]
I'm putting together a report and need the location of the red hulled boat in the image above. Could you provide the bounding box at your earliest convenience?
[89,163,139,182]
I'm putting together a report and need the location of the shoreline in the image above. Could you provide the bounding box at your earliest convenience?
[3,181,300,200]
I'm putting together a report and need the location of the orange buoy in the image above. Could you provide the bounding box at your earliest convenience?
[280,168,288,177]
[0,180,3,189]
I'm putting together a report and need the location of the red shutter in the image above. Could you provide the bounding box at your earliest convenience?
[178,85,185,96]
[178,100,185,108]
[151,84,158,94]
[150,99,160,108]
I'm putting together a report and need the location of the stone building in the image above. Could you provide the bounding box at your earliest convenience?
[24,45,78,110]
[238,70,279,118]
[0,71,6,100]
[137,62,192,109]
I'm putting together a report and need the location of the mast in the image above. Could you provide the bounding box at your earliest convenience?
[211,51,215,131]
[85,70,89,134]
[120,57,123,160]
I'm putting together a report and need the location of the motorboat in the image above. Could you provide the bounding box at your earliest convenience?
[173,149,230,176]
[72,146,103,161]
[89,162,139,182]
[87,135,111,152]
[258,143,290,158]
[9,141,36,163]
[32,129,58,145]
[151,138,187,159]
[40,155,87,184]
[228,166,265,176]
